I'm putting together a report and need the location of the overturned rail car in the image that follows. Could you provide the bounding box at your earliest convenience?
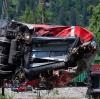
[0,20,97,93]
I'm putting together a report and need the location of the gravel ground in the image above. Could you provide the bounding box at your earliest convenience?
[0,87,88,99]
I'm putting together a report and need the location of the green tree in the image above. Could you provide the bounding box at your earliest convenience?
[33,4,44,23]
[88,3,100,45]
[19,7,34,23]
[32,2,53,24]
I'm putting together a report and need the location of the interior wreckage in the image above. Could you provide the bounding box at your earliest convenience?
[0,20,97,90]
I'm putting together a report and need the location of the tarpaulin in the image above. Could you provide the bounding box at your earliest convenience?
[26,24,94,43]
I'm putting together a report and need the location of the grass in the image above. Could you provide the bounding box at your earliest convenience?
[0,95,5,99]
[0,94,14,99]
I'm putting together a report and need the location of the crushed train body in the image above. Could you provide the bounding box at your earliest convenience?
[0,20,97,89]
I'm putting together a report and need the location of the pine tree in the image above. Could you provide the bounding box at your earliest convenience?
[88,3,100,45]
[19,7,34,23]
